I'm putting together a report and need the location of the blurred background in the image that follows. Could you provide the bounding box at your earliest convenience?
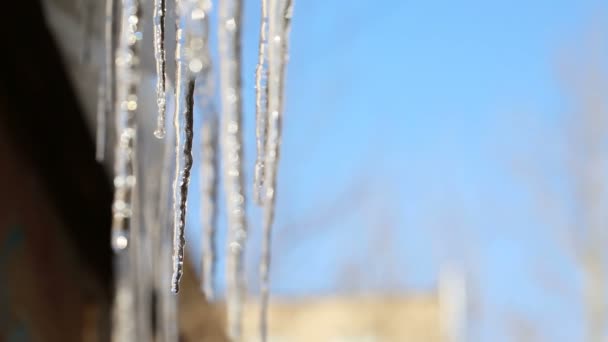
[2,0,608,341]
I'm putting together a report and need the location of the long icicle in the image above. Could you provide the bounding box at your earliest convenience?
[79,0,94,64]
[156,99,179,341]
[96,72,107,161]
[111,0,142,340]
[153,0,168,139]
[111,0,143,252]
[96,0,116,162]
[170,7,196,292]
[253,0,270,205]
[190,0,220,300]
[218,0,248,338]
[260,0,293,340]
[131,151,153,341]
[112,246,136,342]
[200,106,219,300]
[185,0,220,301]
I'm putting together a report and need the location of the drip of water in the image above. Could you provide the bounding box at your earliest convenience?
[153,0,168,139]
[253,0,269,205]
[111,0,143,253]
[259,0,293,340]
[218,0,248,338]
[170,14,195,292]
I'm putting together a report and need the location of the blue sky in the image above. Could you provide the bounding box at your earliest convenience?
[182,0,607,340]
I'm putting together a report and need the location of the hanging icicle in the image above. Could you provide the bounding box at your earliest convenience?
[79,0,94,64]
[111,0,143,252]
[218,0,248,338]
[96,74,107,162]
[170,0,218,294]
[200,110,219,300]
[112,247,137,342]
[96,0,116,162]
[96,0,298,336]
[159,234,179,340]
[259,0,293,340]
[156,98,180,341]
[253,0,269,205]
[153,0,168,139]
[179,0,221,301]
[111,2,143,339]
[132,166,155,342]
[170,5,196,292]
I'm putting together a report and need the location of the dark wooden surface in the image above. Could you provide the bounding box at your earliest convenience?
[0,0,113,339]
[0,0,113,291]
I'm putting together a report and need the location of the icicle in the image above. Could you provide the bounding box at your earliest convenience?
[159,236,179,341]
[112,249,136,342]
[200,111,219,299]
[96,0,116,162]
[113,154,140,342]
[253,0,270,205]
[156,99,179,342]
[259,0,293,340]
[79,0,94,64]
[179,0,221,301]
[153,0,168,139]
[111,0,143,252]
[131,170,154,342]
[96,73,107,162]
[218,0,248,338]
[170,14,195,292]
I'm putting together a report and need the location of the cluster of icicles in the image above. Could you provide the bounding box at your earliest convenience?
[92,0,293,340]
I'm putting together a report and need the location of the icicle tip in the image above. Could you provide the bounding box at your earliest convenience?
[154,127,166,139]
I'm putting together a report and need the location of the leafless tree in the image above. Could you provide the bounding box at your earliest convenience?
[523,19,608,342]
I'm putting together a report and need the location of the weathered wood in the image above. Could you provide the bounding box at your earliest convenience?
[0,0,112,340]
[0,0,113,292]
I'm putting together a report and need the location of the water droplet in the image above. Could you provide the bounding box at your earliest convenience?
[154,128,166,139]
[114,234,129,250]
[189,59,203,73]
[192,8,205,20]
[225,18,236,31]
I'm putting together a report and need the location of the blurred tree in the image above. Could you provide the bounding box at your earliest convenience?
[525,18,608,342]
[557,23,608,342]
[504,311,543,342]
